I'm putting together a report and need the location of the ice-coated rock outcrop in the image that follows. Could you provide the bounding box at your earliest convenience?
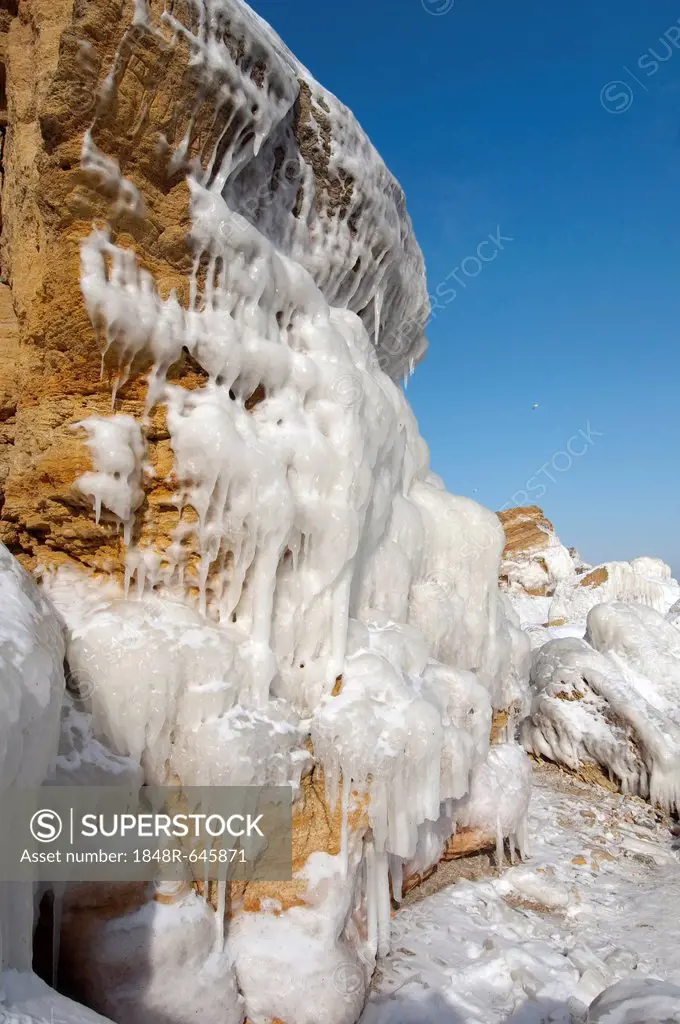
[0,2,530,1023]
[497,506,679,632]
[497,505,577,600]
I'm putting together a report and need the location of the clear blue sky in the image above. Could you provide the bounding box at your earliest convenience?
[253,0,680,572]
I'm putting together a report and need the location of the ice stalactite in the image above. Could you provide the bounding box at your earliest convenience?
[74,415,146,546]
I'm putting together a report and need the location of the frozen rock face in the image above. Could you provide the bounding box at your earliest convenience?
[523,603,680,812]
[497,506,577,600]
[0,0,429,573]
[0,3,529,1024]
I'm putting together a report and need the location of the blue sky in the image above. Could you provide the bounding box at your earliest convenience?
[254,0,680,571]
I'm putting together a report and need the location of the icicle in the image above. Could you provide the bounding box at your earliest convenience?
[215,877,227,952]
[374,287,383,345]
[516,816,529,861]
[376,849,392,958]
[340,772,351,877]
[495,814,504,870]
[365,839,378,955]
[389,855,403,904]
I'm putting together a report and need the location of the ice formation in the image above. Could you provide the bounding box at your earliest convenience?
[453,743,532,865]
[0,547,64,977]
[0,550,120,1023]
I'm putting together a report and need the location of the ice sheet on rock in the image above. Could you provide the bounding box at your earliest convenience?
[60,591,304,787]
[81,129,146,220]
[53,696,143,787]
[0,545,65,974]
[523,626,680,811]
[313,651,452,861]
[406,489,530,711]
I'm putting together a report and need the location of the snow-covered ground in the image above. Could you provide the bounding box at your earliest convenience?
[362,762,680,1023]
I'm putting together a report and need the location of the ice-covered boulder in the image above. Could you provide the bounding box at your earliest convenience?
[522,603,680,811]
[445,743,531,865]
[588,977,680,1023]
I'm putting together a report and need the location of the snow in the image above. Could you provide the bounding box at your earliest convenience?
[361,763,680,1023]
[1,970,114,1023]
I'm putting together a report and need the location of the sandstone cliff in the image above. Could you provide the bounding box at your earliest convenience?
[0,4,531,1023]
